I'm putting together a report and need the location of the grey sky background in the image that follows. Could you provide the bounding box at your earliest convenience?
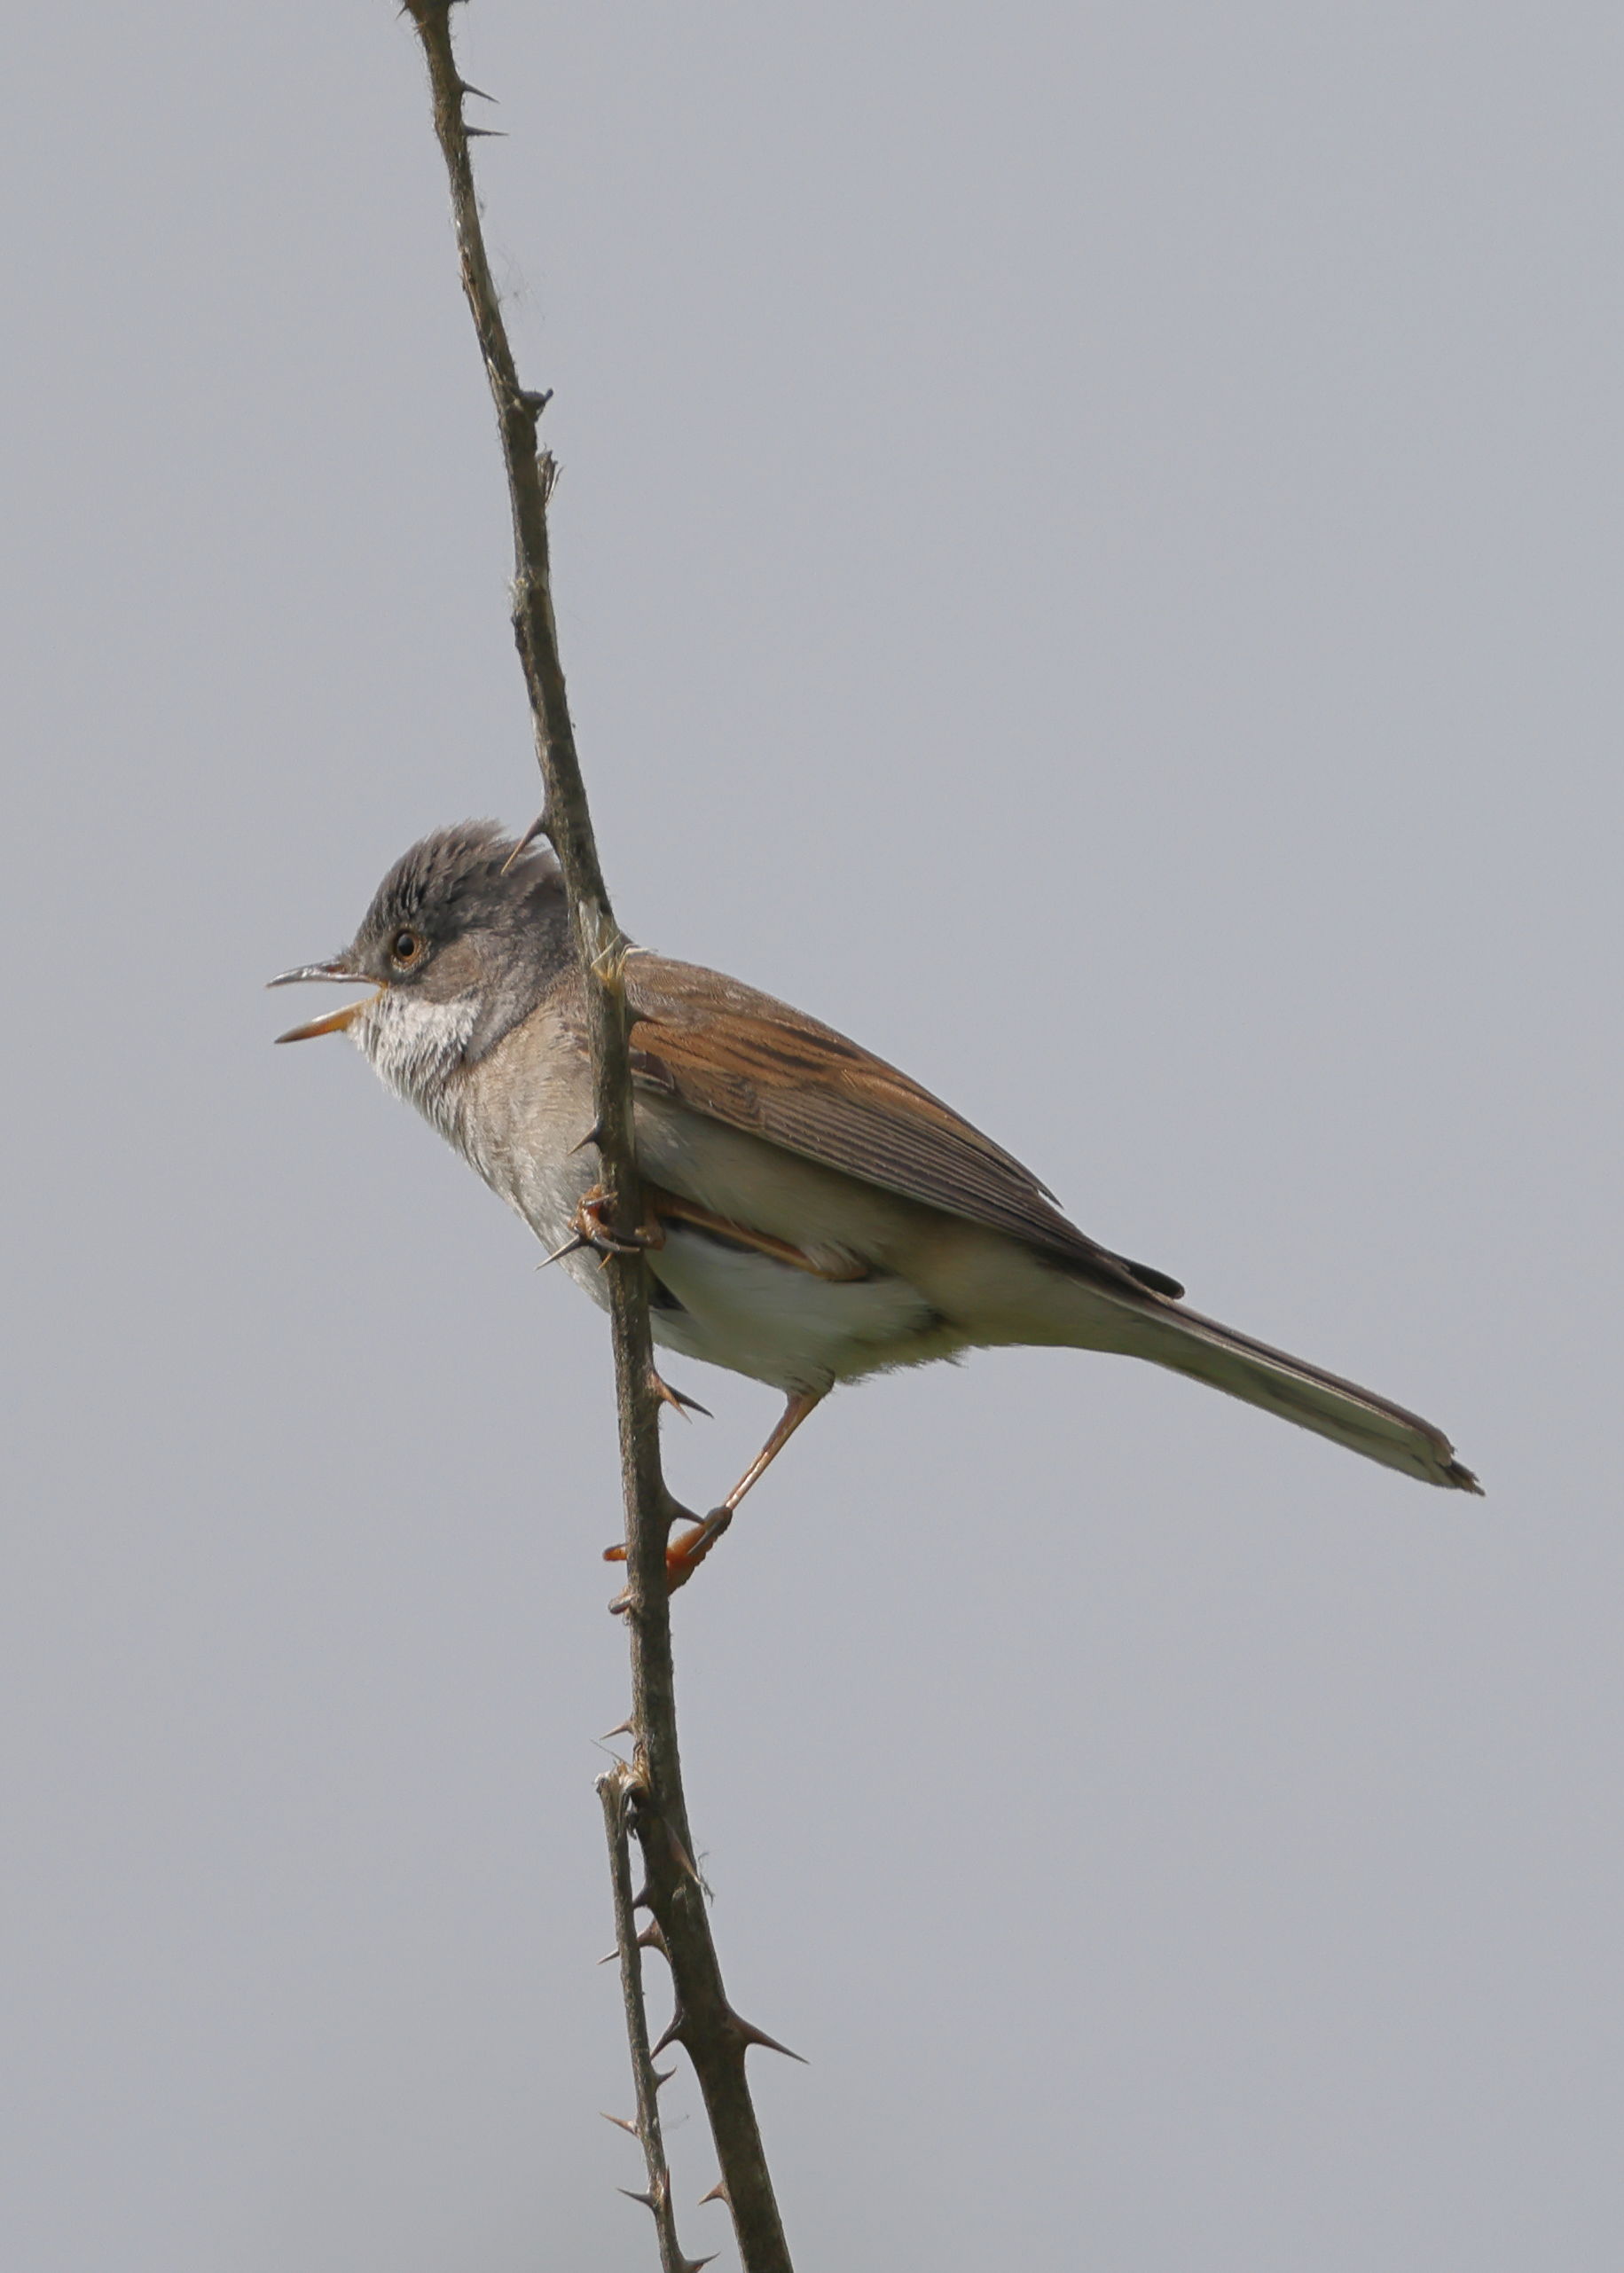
[4,4,1620,2267]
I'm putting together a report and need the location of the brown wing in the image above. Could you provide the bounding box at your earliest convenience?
[622,952,1183,1301]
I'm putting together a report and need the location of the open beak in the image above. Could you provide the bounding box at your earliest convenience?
[267,960,381,1044]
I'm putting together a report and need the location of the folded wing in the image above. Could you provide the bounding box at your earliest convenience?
[623,953,1182,1300]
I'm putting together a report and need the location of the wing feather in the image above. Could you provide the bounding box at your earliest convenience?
[622,954,1183,1300]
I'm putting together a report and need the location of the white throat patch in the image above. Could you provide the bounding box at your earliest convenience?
[352,989,479,1133]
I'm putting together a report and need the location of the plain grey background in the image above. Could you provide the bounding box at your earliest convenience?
[4,4,1619,2267]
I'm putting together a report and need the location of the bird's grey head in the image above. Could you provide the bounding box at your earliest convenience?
[269,820,570,1113]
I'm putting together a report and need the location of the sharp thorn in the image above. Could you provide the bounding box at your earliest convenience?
[680,2257,718,2270]
[537,1232,590,1270]
[632,1883,652,1912]
[600,2111,640,2137]
[597,1948,619,1967]
[568,1121,604,1156]
[652,2065,675,2089]
[600,1717,636,1741]
[619,2187,658,2214]
[519,387,554,414]
[650,2009,687,2059]
[651,1372,712,1421]
[457,78,498,103]
[500,809,552,876]
[635,1920,670,1958]
[666,1828,704,1889]
[729,2010,808,2064]
[465,124,508,139]
[698,2179,730,2207]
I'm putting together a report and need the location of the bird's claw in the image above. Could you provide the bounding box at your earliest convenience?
[604,1506,734,1611]
[572,1186,666,1261]
[666,1507,734,1582]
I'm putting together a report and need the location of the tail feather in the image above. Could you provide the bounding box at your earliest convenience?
[1110,1297,1481,1493]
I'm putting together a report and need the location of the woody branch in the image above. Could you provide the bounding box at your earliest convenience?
[397,8,796,2268]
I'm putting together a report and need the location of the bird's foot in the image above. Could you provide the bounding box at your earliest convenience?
[571,1185,667,1262]
[604,1505,734,1609]
[665,1507,734,1583]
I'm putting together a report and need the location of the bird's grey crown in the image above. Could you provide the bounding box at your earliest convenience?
[357,819,560,955]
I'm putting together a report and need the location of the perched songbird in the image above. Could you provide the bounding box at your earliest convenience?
[272,821,1479,1573]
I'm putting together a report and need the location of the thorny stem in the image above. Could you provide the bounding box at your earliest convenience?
[399,8,795,2267]
[599,1767,686,2273]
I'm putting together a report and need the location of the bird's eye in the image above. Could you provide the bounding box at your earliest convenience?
[390,929,423,966]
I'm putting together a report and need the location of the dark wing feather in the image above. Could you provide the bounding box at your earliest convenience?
[622,953,1183,1301]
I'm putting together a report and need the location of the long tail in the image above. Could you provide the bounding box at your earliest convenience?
[1100,1293,1481,1492]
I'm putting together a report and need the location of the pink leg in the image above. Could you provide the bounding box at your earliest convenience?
[605,1390,827,1587]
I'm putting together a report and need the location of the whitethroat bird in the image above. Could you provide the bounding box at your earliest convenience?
[272,821,1479,1582]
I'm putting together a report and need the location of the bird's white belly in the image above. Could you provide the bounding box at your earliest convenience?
[640,1226,945,1393]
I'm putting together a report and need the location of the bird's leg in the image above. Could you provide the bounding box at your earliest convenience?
[605,1389,827,1589]
[666,1388,826,1582]
[710,1390,827,1520]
